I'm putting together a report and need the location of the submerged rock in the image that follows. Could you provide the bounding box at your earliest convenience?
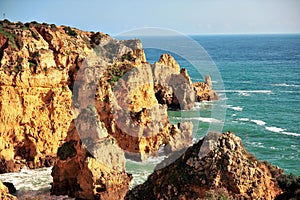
[126,132,284,199]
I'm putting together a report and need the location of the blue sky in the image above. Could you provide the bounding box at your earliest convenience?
[0,0,299,35]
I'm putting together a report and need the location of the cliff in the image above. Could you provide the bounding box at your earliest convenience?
[0,19,218,174]
[0,20,221,199]
[126,132,284,199]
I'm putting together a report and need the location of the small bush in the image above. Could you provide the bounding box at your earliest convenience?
[63,26,78,37]
[14,65,22,74]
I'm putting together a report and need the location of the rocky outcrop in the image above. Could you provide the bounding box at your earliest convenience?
[193,75,219,101]
[0,181,17,200]
[152,54,195,110]
[51,109,132,200]
[0,20,147,172]
[126,132,284,199]
[1,20,221,199]
[152,54,219,109]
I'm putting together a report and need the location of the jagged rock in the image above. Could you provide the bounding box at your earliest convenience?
[156,54,180,73]
[51,109,132,199]
[152,54,195,110]
[0,181,17,200]
[193,75,219,101]
[126,132,284,200]
[93,63,193,161]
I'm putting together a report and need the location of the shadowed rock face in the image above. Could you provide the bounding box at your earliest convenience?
[0,181,17,200]
[126,132,284,200]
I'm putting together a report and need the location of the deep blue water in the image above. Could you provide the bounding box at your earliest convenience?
[141,34,300,176]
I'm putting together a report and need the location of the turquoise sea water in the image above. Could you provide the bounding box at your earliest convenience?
[140,34,300,176]
[1,34,299,192]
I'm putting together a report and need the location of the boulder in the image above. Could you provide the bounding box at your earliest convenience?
[126,132,284,199]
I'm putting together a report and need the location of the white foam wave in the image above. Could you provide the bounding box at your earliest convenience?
[271,83,300,87]
[251,119,266,126]
[172,116,221,123]
[0,167,53,196]
[265,126,286,133]
[217,90,272,94]
[237,118,250,122]
[282,132,300,137]
[238,91,251,96]
[227,105,243,111]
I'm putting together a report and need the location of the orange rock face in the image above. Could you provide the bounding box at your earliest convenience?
[126,132,284,199]
[51,110,132,199]
[1,20,221,199]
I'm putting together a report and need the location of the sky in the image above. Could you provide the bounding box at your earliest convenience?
[0,0,300,35]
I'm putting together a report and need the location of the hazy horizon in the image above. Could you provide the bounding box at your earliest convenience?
[0,0,300,36]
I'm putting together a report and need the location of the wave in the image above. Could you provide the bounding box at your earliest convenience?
[271,83,300,87]
[251,119,266,126]
[227,105,243,111]
[0,167,52,191]
[172,116,221,123]
[217,90,272,94]
[236,118,250,122]
[217,90,272,97]
[281,132,300,137]
[265,126,286,133]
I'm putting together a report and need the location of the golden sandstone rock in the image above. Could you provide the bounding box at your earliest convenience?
[0,20,221,199]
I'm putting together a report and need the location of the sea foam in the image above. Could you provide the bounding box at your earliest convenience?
[251,120,266,126]
[282,132,300,137]
[227,105,243,111]
[265,126,286,133]
[173,117,221,123]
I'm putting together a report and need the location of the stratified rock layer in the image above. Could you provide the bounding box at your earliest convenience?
[126,132,284,200]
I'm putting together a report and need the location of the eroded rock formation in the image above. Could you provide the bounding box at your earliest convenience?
[126,132,284,199]
[0,20,148,172]
[51,108,132,199]
[1,20,221,199]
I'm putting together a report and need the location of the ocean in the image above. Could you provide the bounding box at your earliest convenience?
[1,34,299,194]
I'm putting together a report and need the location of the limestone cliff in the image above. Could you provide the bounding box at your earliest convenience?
[0,20,148,172]
[0,20,219,172]
[126,132,284,199]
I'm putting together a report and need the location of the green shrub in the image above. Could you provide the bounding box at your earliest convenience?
[0,25,17,49]
[63,26,78,37]
[14,65,22,74]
